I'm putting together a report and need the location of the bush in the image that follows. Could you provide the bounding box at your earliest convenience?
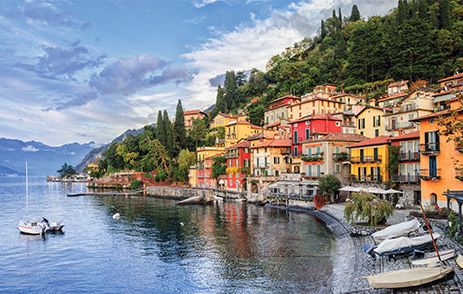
[155,175,160,182]
[344,192,394,227]
[130,180,143,189]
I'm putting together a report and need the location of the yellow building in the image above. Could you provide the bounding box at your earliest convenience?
[196,146,225,162]
[250,139,292,177]
[225,120,263,147]
[188,167,197,187]
[348,136,391,183]
[355,106,388,138]
[210,113,246,129]
[289,97,345,120]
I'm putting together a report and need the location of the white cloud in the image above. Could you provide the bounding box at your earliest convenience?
[181,0,396,110]
[192,0,224,8]
[22,145,39,152]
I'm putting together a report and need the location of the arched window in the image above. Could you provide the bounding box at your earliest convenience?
[430,193,437,206]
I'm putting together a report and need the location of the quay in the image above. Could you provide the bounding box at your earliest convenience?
[67,190,144,197]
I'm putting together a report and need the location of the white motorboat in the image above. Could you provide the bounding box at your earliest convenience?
[372,219,422,242]
[18,219,46,235]
[374,233,440,256]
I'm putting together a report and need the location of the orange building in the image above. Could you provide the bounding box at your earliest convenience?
[184,109,207,128]
[411,97,463,208]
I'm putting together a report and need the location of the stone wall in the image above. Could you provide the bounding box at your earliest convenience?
[146,186,214,200]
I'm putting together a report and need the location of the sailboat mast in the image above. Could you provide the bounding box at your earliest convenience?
[25,161,28,216]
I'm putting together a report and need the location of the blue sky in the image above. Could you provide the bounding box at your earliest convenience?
[0,0,396,146]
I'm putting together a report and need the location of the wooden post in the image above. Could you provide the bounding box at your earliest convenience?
[420,204,441,263]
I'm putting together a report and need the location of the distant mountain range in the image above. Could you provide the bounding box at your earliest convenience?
[0,138,96,176]
[75,128,145,172]
[0,164,23,176]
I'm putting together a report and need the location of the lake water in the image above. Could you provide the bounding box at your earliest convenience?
[0,176,336,293]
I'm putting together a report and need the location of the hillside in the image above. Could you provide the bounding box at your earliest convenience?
[0,165,23,176]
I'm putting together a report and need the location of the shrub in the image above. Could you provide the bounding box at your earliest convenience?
[344,192,394,226]
[155,174,160,182]
[130,180,143,189]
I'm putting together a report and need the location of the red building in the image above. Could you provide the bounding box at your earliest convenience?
[289,114,342,156]
[264,95,301,128]
[225,140,251,191]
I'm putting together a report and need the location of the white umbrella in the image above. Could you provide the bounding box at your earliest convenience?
[339,186,361,192]
[366,187,387,194]
[384,188,404,194]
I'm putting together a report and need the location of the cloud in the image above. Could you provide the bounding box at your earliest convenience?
[208,73,225,87]
[182,0,396,109]
[192,0,224,8]
[44,91,99,111]
[19,42,105,79]
[90,55,195,96]
[22,145,39,152]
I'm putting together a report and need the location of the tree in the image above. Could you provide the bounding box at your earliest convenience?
[388,145,400,185]
[156,111,166,147]
[247,103,266,126]
[223,71,237,111]
[321,19,327,39]
[215,85,226,115]
[163,110,173,154]
[173,100,187,156]
[116,143,139,169]
[318,175,341,202]
[344,192,394,226]
[178,149,196,171]
[349,4,361,21]
[235,71,247,87]
[212,156,226,179]
[189,118,207,149]
[338,7,343,29]
[439,0,450,29]
[139,138,170,174]
[57,163,77,178]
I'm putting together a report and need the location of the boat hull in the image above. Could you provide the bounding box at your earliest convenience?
[17,225,43,235]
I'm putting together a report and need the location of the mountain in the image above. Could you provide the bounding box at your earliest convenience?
[0,165,23,176]
[75,128,144,172]
[0,138,96,176]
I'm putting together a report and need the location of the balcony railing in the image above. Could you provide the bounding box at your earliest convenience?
[224,153,238,158]
[399,103,418,112]
[420,143,440,155]
[333,152,349,162]
[349,155,382,163]
[391,174,420,183]
[419,169,441,180]
[342,121,356,127]
[351,175,382,183]
[456,142,463,153]
[456,168,463,181]
[386,122,414,131]
[226,134,237,139]
[399,151,420,161]
[301,153,324,162]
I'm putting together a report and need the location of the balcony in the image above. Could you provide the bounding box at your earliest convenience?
[391,174,420,183]
[333,152,349,162]
[224,152,238,159]
[226,134,237,140]
[456,142,463,153]
[349,155,382,163]
[399,152,420,162]
[419,169,441,181]
[386,122,414,131]
[399,103,418,113]
[351,174,382,183]
[456,168,463,181]
[342,121,356,127]
[301,153,324,162]
[420,143,440,155]
[281,149,291,155]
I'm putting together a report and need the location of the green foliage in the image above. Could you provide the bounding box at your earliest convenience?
[212,156,226,179]
[448,210,458,239]
[318,175,341,196]
[163,110,174,155]
[57,163,77,178]
[344,192,394,226]
[156,111,166,147]
[388,145,401,180]
[247,102,266,126]
[130,180,143,189]
[173,100,187,156]
[350,4,361,22]
[189,118,207,148]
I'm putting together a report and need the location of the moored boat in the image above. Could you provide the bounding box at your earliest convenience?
[410,249,455,267]
[456,255,463,269]
[366,266,453,289]
[18,220,46,235]
[373,233,440,257]
[372,219,421,242]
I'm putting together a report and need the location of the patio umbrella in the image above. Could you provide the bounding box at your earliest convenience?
[365,187,387,194]
[384,188,404,194]
[339,186,361,192]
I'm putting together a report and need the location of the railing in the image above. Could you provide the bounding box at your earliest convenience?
[292,137,306,144]
[399,151,420,161]
[268,192,314,202]
[399,103,417,112]
[281,149,291,155]
[226,134,237,139]
[386,122,414,131]
[351,174,382,183]
[342,121,356,127]
[419,169,441,180]
[349,155,382,163]
[224,153,238,158]
[456,168,463,181]
[333,152,349,162]
[420,143,440,154]
[391,174,420,183]
[301,153,324,162]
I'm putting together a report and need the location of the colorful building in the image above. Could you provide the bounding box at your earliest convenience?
[264,95,300,127]
[438,72,463,90]
[184,109,207,128]
[348,136,391,183]
[225,140,251,191]
[355,106,388,138]
[225,120,263,147]
[301,133,366,183]
[251,139,291,177]
[332,93,365,108]
[377,81,409,108]
[210,113,246,129]
[384,87,435,136]
[411,98,463,208]
[289,98,345,120]
[195,146,224,188]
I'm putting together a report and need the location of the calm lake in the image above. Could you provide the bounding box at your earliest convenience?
[0,176,336,293]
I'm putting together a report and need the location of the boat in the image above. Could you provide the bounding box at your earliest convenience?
[366,266,453,289]
[456,255,463,269]
[372,219,421,242]
[410,249,455,267]
[373,233,440,257]
[18,219,46,235]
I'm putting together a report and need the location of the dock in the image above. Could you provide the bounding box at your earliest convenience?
[67,190,144,197]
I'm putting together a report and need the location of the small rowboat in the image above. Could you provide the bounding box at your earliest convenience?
[410,249,455,267]
[366,266,453,289]
[456,255,463,269]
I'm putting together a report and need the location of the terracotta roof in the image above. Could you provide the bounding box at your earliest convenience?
[226,140,251,149]
[245,133,266,141]
[289,114,342,124]
[438,73,463,83]
[268,95,300,106]
[311,133,367,143]
[184,109,206,115]
[216,112,243,119]
[377,92,407,102]
[291,97,345,107]
[388,131,419,141]
[409,109,455,122]
[330,93,363,99]
[355,106,385,116]
[266,121,281,128]
[388,80,409,87]
[347,136,392,148]
[251,139,291,149]
[205,153,223,160]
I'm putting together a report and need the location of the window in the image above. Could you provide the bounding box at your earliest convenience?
[275,170,279,177]
[335,164,341,174]
[294,131,298,143]
[316,146,321,154]
[274,157,280,164]
[360,131,364,136]
[316,165,321,177]
[294,146,299,157]
[335,146,340,154]
[375,129,379,137]
[307,165,312,176]
[429,156,437,177]
[305,129,310,140]
[360,149,364,161]
[424,131,439,151]
[373,148,378,161]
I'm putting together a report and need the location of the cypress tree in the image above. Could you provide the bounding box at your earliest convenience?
[223,71,237,112]
[439,0,450,29]
[350,4,361,21]
[321,19,326,39]
[338,7,343,28]
[156,111,166,147]
[215,85,225,114]
[173,100,187,156]
[163,110,173,154]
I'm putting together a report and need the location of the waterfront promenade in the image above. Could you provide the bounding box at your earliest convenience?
[319,204,463,293]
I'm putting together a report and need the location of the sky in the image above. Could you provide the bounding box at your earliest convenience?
[0,0,396,146]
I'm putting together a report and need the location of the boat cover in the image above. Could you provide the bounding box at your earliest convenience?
[374,233,440,255]
[366,266,453,289]
[372,219,421,241]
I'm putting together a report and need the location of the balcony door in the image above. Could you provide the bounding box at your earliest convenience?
[425,131,439,151]
[373,148,378,161]
[429,156,437,177]
[391,117,396,130]
[360,149,364,161]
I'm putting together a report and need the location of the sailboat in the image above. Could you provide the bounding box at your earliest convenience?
[17,162,46,235]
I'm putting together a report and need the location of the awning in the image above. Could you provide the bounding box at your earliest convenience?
[339,186,361,192]
[434,93,456,103]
